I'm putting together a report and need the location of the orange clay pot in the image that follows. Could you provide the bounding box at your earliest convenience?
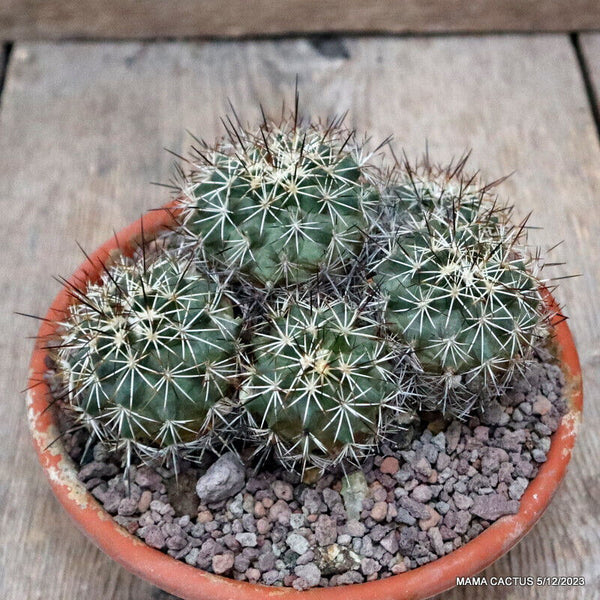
[26,204,583,600]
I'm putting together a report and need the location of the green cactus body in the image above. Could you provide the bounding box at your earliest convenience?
[375,166,508,241]
[178,121,379,286]
[54,252,241,461]
[373,208,546,416]
[240,293,408,474]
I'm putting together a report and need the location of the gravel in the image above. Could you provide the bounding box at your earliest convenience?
[59,354,566,589]
[195,452,245,504]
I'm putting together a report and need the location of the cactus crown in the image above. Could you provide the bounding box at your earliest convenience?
[53,251,241,464]
[240,290,409,473]
[176,117,382,287]
[370,162,548,416]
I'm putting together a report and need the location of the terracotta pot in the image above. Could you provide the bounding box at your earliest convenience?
[26,204,583,600]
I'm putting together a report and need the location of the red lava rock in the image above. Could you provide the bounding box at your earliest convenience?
[418,506,442,531]
[212,553,235,574]
[197,510,213,523]
[268,499,291,524]
[138,490,152,513]
[253,501,267,518]
[370,501,388,522]
[314,515,337,546]
[134,466,162,489]
[532,395,552,416]
[379,457,400,475]
[371,485,387,502]
[256,518,271,534]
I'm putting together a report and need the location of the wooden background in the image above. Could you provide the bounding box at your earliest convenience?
[0,12,600,600]
[3,1,600,38]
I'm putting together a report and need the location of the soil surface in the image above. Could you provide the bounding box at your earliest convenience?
[55,352,566,589]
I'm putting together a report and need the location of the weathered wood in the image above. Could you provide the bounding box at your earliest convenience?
[2,1,600,39]
[0,37,599,599]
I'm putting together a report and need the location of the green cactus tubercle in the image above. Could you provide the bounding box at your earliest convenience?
[54,252,241,459]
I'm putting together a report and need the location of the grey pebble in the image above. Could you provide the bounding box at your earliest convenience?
[335,571,364,585]
[286,532,310,555]
[235,532,257,547]
[196,453,246,504]
[228,494,244,518]
[360,557,381,576]
[142,525,166,549]
[471,493,520,521]
[380,532,399,554]
[428,527,445,556]
[509,478,529,500]
[262,570,281,585]
[395,507,417,525]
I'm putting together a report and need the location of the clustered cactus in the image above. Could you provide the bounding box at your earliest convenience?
[49,113,553,478]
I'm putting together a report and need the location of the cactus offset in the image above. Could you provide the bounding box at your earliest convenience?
[176,117,382,287]
[53,251,241,464]
[371,169,549,416]
[240,291,411,476]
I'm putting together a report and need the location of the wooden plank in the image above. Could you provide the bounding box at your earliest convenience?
[2,1,600,39]
[1,37,599,599]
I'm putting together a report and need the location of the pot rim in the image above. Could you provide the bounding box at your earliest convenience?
[26,204,583,600]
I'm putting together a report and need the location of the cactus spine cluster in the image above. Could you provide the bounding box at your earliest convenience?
[49,113,553,477]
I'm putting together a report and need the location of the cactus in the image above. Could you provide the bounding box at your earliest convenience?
[372,155,511,239]
[176,116,382,287]
[42,113,559,478]
[52,250,241,464]
[370,168,549,416]
[239,290,411,475]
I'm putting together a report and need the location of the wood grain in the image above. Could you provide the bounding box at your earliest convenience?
[2,1,600,39]
[0,37,599,599]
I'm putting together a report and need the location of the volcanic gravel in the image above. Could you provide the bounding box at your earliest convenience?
[58,355,566,589]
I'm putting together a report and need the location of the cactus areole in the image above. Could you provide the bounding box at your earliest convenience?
[26,115,582,599]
